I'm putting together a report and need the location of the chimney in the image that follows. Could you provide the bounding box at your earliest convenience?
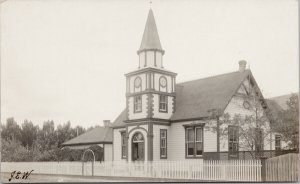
[103,120,111,127]
[238,60,247,72]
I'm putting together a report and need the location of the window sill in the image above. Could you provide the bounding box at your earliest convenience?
[159,110,168,113]
[186,155,203,159]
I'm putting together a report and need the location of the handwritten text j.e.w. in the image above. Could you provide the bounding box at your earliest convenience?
[8,170,34,182]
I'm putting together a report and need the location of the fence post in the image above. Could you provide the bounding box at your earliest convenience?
[82,162,84,176]
[92,160,94,176]
[260,156,267,182]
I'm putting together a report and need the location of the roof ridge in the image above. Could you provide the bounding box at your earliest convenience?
[176,69,250,85]
[268,92,298,99]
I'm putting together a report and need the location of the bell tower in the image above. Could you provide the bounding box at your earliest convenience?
[137,9,165,69]
[125,9,177,123]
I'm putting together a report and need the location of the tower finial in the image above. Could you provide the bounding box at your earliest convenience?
[149,0,152,8]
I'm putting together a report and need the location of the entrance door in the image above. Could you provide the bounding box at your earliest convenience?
[132,132,145,161]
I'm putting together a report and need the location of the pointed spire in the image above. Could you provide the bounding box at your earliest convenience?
[138,9,164,54]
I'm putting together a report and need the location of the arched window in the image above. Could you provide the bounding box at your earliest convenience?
[132,132,144,143]
[132,132,145,161]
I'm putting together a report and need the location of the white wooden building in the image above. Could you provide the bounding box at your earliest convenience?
[63,9,286,162]
[110,9,280,162]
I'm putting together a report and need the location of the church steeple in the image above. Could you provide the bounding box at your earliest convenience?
[138,9,164,55]
[125,9,177,123]
[137,9,165,69]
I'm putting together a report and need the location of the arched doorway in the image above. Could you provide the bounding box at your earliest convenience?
[132,132,145,161]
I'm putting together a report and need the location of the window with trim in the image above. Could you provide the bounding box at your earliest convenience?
[275,135,281,151]
[228,126,239,158]
[121,132,126,159]
[159,95,168,112]
[160,129,167,158]
[228,126,239,152]
[134,95,142,113]
[255,128,264,152]
[185,126,203,157]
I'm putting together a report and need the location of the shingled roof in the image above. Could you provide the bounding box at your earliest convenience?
[265,93,298,123]
[266,93,298,111]
[171,70,251,120]
[62,127,113,146]
[138,9,164,53]
[111,70,252,127]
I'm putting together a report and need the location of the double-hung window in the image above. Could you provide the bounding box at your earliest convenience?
[121,132,126,159]
[275,135,281,151]
[134,95,142,113]
[160,129,167,158]
[159,95,168,112]
[228,125,239,158]
[185,126,203,157]
[255,128,264,152]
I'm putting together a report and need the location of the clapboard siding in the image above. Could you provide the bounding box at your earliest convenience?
[104,144,113,161]
[221,78,274,151]
[204,127,218,152]
[224,95,256,117]
[113,128,125,161]
[224,78,264,118]
[168,122,187,160]
[153,124,170,161]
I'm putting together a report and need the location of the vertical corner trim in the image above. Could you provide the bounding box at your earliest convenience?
[148,122,154,161]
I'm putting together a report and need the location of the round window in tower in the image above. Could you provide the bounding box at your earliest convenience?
[159,76,167,87]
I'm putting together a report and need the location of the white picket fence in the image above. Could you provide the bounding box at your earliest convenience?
[93,160,261,181]
[266,153,299,182]
[1,160,261,181]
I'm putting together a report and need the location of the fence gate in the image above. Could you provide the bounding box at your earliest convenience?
[82,149,95,176]
[265,153,299,182]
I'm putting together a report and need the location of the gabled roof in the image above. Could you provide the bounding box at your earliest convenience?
[266,93,298,111]
[171,70,251,120]
[138,9,164,53]
[111,70,252,127]
[111,109,127,128]
[265,93,298,122]
[62,127,113,146]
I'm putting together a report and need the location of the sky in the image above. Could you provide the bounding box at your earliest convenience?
[1,0,298,128]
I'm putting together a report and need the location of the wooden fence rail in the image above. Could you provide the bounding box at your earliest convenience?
[266,153,299,182]
[1,160,261,181]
